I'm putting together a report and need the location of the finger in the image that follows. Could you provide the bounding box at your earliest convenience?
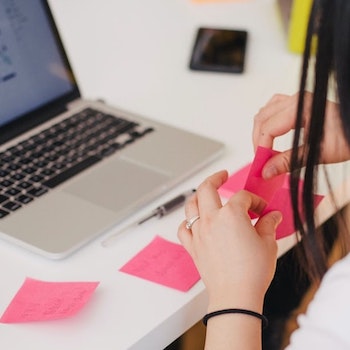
[255,94,292,124]
[253,94,296,149]
[184,194,201,232]
[256,94,292,122]
[227,190,267,217]
[261,145,305,179]
[262,150,292,179]
[254,91,315,150]
[196,170,227,213]
[253,105,298,150]
[177,220,193,254]
[184,192,199,219]
[255,210,282,238]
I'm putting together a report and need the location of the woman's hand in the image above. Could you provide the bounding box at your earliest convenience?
[253,92,350,179]
[177,170,282,312]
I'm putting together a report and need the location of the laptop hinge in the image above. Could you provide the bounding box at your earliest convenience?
[0,104,69,146]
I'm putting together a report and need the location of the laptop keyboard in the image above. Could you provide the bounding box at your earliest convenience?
[0,108,154,219]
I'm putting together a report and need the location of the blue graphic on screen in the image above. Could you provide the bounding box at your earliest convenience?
[0,20,16,83]
[0,0,75,126]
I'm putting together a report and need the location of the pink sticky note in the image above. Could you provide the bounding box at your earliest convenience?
[218,146,324,239]
[219,148,285,200]
[266,188,296,239]
[218,163,251,198]
[0,278,99,323]
[262,176,324,239]
[119,236,200,292]
[244,146,286,202]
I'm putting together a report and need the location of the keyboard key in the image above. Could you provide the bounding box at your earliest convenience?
[12,173,26,181]
[0,179,14,188]
[0,169,10,177]
[23,167,37,175]
[41,169,56,177]
[0,194,9,203]
[3,201,21,211]
[27,187,48,197]
[7,163,21,171]
[29,174,44,183]
[18,181,32,189]
[0,209,10,219]
[5,188,21,196]
[16,194,34,204]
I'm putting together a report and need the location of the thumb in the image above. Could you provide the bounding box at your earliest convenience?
[262,151,292,179]
[255,211,282,238]
[262,145,306,179]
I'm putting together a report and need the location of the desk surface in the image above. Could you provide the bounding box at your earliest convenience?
[0,1,348,349]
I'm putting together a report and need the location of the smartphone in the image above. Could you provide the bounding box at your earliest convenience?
[189,27,248,74]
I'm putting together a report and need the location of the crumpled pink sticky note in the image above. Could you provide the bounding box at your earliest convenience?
[0,278,99,323]
[219,146,324,239]
[119,235,200,292]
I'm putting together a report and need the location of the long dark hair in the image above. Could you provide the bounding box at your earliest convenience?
[291,0,350,281]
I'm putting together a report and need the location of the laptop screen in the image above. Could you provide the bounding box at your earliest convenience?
[0,0,79,142]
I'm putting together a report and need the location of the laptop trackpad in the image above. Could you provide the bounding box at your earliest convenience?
[63,158,169,212]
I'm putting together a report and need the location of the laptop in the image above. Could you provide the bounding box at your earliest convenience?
[0,0,224,259]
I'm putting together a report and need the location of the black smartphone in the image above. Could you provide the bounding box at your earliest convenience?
[189,27,248,74]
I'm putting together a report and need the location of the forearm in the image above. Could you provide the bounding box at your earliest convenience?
[177,172,280,350]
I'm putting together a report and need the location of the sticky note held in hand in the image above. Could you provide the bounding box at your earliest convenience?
[219,146,324,239]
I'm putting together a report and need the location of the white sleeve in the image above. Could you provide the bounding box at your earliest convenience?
[285,253,350,349]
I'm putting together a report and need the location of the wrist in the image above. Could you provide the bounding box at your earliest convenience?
[203,308,268,328]
[207,289,265,314]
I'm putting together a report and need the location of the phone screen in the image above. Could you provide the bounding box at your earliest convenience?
[189,27,248,74]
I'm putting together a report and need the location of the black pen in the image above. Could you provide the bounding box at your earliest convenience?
[101,189,196,247]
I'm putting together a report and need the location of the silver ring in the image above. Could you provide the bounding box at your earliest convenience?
[185,215,200,230]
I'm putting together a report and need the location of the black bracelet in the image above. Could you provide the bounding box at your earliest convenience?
[202,308,268,328]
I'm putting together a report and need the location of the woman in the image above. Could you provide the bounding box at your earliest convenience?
[177,0,350,348]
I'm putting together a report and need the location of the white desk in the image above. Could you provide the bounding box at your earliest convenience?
[0,1,348,349]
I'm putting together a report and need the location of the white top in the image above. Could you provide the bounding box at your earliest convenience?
[287,253,350,349]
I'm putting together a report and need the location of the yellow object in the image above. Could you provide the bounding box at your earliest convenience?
[277,0,313,53]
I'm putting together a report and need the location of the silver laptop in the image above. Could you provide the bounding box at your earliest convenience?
[0,0,224,259]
